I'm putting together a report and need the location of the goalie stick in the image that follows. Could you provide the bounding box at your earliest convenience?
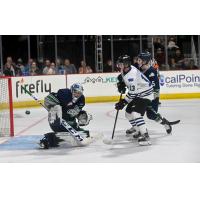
[21,85,90,146]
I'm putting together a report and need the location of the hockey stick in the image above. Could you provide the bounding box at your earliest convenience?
[111,93,123,139]
[20,85,90,146]
[103,93,123,144]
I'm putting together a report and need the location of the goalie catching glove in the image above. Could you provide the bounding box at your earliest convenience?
[77,110,92,126]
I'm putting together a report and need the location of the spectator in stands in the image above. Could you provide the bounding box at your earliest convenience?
[168,37,179,49]
[56,58,65,75]
[153,37,164,51]
[46,62,56,75]
[24,58,34,75]
[29,61,39,76]
[15,58,25,76]
[26,58,33,67]
[168,37,179,63]
[37,58,44,74]
[103,59,113,72]
[43,59,52,75]
[44,59,51,69]
[3,63,15,76]
[183,58,199,70]
[170,48,184,70]
[64,58,77,74]
[5,56,15,67]
[78,60,93,74]
[155,48,165,70]
[186,59,199,70]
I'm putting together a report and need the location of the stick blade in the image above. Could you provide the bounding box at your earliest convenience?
[103,138,113,145]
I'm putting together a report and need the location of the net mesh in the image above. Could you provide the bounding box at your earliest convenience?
[0,78,11,136]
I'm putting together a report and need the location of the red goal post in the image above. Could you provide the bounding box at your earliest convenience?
[0,76,14,137]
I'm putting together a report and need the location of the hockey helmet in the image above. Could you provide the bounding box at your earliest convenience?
[117,55,131,70]
[71,83,84,98]
[117,55,131,65]
[137,52,152,64]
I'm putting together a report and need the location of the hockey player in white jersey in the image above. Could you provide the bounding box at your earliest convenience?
[125,52,172,135]
[115,55,153,145]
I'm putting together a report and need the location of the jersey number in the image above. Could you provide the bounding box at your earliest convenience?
[129,85,135,91]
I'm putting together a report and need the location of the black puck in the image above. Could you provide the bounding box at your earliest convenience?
[25,110,30,115]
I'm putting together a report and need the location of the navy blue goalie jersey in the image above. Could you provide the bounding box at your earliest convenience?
[56,88,85,119]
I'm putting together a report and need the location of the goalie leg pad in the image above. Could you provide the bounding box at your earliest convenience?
[48,105,67,132]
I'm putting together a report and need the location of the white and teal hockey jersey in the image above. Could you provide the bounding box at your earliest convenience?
[121,66,154,102]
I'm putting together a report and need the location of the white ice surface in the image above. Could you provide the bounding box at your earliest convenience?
[0,99,200,162]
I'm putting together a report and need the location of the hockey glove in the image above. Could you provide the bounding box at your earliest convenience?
[115,99,128,110]
[117,82,126,94]
[77,110,92,126]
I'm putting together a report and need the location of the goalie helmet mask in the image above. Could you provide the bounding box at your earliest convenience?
[117,55,131,71]
[71,83,84,102]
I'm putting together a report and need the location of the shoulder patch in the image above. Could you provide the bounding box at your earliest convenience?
[128,78,134,82]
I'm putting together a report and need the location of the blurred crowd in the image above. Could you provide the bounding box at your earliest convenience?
[0,56,118,77]
[0,36,199,77]
[1,57,95,77]
[153,36,199,71]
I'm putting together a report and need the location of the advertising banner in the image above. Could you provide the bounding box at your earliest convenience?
[12,75,66,104]
[159,70,200,95]
[67,73,119,97]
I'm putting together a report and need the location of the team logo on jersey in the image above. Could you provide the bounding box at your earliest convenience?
[128,78,134,82]
[149,72,155,77]
[67,102,73,106]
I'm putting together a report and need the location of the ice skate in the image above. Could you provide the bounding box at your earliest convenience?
[133,131,141,139]
[138,133,151,146]
[126,126,137,136]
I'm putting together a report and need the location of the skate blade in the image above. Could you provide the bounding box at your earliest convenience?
[138,140,151,146]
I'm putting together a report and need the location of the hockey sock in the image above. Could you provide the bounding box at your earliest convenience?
[134,117,147,135]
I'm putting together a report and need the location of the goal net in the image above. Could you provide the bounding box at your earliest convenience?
[0,77,14,137]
